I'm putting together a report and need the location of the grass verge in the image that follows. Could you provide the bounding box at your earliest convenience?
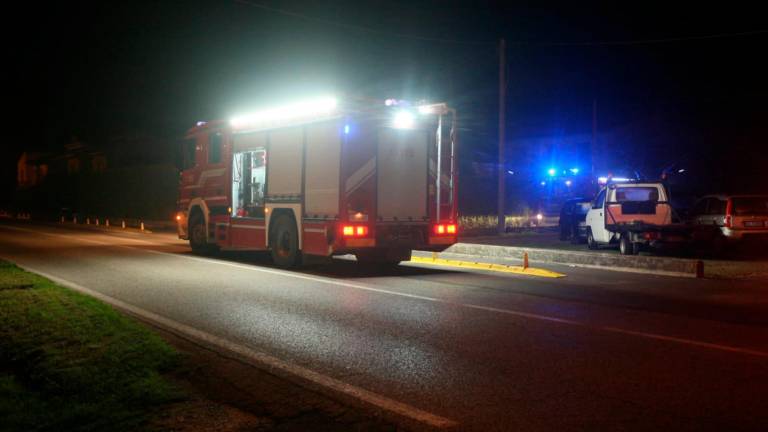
[0,260,181,432]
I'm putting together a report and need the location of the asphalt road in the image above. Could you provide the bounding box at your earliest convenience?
[2,221,767,431]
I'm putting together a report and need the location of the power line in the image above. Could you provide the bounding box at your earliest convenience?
[235,0,768,47]
[536,29,768,46]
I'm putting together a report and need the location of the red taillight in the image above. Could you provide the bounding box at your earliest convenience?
[644,232,659,240]
[724,199,733,228]
[434,224,457,236]
[342,225,369,237]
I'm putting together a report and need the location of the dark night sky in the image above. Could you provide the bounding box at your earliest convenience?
[4,1,768,204]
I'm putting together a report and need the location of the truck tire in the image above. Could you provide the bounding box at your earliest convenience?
[270,213,301,268]
[189,212,215,255]
[587,228,599,250]
[619,235,638,255]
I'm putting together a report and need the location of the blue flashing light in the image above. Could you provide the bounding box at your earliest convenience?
[547,168,556,177]
[540,181,547,186]
[570,168,579,174]
[344,124,350,134]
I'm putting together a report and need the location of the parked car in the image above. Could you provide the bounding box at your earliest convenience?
[585,181,689,255]
[559,197,591,243]
[690,195,768,245]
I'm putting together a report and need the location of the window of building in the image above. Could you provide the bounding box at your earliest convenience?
[92,156,107,173]
[67,158,81,175]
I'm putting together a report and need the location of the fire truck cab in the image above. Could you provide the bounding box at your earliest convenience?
[176,96,458,268]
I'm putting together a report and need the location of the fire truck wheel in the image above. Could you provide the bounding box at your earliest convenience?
[270,214,300,268]
[189,213,212,255]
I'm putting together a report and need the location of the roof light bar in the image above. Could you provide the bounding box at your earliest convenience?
[598,176,633,184]
[230,96,338,130]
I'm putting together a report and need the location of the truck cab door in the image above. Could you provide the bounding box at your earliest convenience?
[586,189,609,243]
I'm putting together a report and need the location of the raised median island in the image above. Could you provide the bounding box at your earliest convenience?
[446,242,704,277]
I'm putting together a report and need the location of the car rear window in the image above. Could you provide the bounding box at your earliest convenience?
[733,197,768,215]
[614,187,659,202]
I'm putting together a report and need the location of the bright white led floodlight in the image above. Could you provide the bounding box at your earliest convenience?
[230,96,338,129]
[393,110,415,129]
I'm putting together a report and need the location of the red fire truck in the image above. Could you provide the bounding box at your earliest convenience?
[176,96,458,268]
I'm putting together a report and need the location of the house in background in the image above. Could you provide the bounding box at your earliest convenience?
[16,138,107,190]
[14,133,178,220]
[17,152,52,189]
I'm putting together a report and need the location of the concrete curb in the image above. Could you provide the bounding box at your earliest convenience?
[444,243,703,278]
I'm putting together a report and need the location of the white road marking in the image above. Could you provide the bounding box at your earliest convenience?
[4,224,768,361]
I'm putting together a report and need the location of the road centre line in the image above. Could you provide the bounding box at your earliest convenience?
[4,224,768,360]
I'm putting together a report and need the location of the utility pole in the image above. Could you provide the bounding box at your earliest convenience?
[497,38,506,234]
[591,99,597,178]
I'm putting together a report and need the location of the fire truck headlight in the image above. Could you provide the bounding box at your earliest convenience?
[393,111,415,129]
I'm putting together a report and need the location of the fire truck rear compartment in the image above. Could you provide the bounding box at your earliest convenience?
[376,128,429,222]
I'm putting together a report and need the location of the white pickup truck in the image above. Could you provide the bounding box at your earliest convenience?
[585,181,689,255]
